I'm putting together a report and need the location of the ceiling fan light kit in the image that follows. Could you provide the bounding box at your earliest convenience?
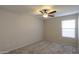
[43,14,48,18]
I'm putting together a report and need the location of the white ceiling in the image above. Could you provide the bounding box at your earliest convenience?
[0,5,79,17]
[0,5,42,14]
[54,5,79,17]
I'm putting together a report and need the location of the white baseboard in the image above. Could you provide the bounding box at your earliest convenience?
[0,51,10,54]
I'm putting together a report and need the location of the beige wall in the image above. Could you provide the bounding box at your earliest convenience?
[44,14,78,46]
[0,10,43,53]
[77,14,79,52]
[44,18,60,42]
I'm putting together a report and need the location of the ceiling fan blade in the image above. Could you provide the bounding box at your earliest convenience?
[48,11,56,14]
[40,11,44,14]
[48,15,54,17]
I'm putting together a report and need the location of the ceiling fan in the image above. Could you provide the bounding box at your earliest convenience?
[40,9,56,18]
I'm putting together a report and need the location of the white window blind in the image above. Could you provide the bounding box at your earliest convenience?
[61,20,75,38]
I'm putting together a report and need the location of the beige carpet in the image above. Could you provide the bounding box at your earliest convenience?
[7,40,77,54]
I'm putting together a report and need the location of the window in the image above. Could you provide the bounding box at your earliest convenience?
[61,20,75,38]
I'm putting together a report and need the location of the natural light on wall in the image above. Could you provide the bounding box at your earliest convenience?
[61,19,75,38]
